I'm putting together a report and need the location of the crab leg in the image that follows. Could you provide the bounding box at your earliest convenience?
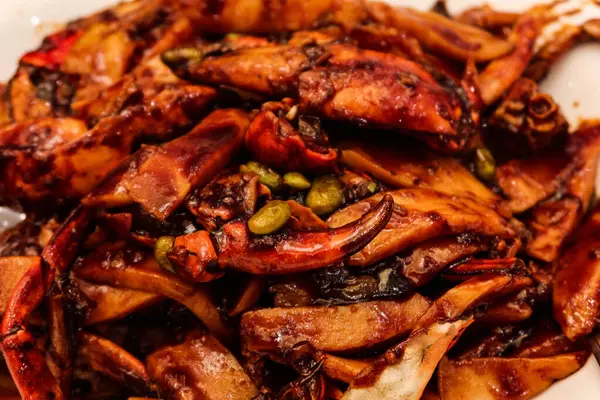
[215,194,393,274]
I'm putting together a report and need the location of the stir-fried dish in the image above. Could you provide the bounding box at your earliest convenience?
[1,0,600,399]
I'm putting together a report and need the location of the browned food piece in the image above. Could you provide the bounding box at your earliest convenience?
[78,332,150,391]
[479,13,542,105]
[6,66,78,122]
[0,256,65,400]
[510,322,587,358]
[339,138,502,211]
[168,230,221,282]
[456,5,519,31]
[327,189,516,267]
[1,85,216,204]
[46,293,72,394]
[416,273,531,330]
[0,257,39,316]
[146,330,258,400]
[488,78,568,156]
[73,243,232,341]
[476,296,534,326]
[400,236,488,286]
[216,194,393,274]
[73,277,163,325]
[343,318,473,400]
[526,198,580,262]
[0,84,10,128]
[287,200,328,231]
[438,353,588,400]
[83,109,249,220]
[182,0,338,33]
[553,204,600,339]
[186,172,267,231]
[496,147,572,213]
[241,294,430,353]
[182,44,328,96]
[343,274,534,400]
[366,2,512,62]
[321,354,370,384]
[228,277,265,316]
[42,206,95,274]
[525,24,582,82]
[245,104,338,173]
[298,64,468,152]
[526,125,600,262]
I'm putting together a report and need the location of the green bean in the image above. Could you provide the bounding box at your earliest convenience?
[243,161,283,191]
[284,172,311,191]
[154,236,175,272]
[161,47,203,68]
[306,176,344,216]
[475,147,496,182]
[248,200,291,235]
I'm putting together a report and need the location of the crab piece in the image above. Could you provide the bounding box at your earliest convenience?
[326,189,517,267]
[479,13,542,105]
[42,206,95,275]
[438,352,588,400]
[0,257,41,316]
[182,0,343,34]
[78,332,151,392]
[146,330,259,400]
[553,204,600,340]
[456,5,519,32]
[241,294,431,353]
[20,29,83,70]
[496,147,572,213]
[0,257,65,400]
[342,273,531,400]
[6,65,79,122]
[167,230,221,282]
[298,51,470,153]
[365,2,512,62]
[526,125,600,262]
[343,318,473,400]
[399,236,489,287]
[175,43,329,96]
[1,85,216,204]
[525,25,583,81]
[83,109,249,220]
[487,78,568,155]
[215,194,394,274]
[72,242,232,341]
[245,102,338,173]
[73,56,182,124]
[338,138,503,212]
[73,277,163,325]
[185,172,268,231]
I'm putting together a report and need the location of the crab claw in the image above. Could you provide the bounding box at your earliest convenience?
[245,103,338,173]
[0,257,65,400]
[215,194,394,274]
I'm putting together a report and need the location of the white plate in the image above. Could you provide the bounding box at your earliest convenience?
[1,1,599,399]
